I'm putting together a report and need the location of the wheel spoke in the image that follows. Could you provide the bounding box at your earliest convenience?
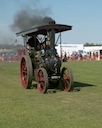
[40,77,45,82]
[64,76,70,80]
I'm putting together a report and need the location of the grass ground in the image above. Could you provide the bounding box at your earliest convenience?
[0,61,102,128]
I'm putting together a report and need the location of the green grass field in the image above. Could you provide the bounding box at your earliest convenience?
[0,61,102,128]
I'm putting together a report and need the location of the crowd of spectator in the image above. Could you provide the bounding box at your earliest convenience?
[0,48,24,62]
[61,51,101,61]
[0,52,21,62]
[0,49,102,62]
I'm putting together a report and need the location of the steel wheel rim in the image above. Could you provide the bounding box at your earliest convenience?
[61,67,73,91]
[20,58,27,88]
[37,69,48,93]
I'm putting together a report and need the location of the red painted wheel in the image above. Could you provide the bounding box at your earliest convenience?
[61,67,73,91]
[20,55,33,89]
[36,68,48,93]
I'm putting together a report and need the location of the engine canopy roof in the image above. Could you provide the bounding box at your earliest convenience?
[16,24,72,37]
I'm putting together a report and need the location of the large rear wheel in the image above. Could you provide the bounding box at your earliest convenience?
[20,55,33,89]
[61,67,73,91]
[36,68,48,93]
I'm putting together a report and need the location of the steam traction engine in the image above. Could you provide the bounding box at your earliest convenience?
[16,23,73,93]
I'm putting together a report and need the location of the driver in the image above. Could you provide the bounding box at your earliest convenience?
[26,35,40,51]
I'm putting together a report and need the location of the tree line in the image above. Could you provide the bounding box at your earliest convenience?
[0,44,23,49]
[84,43,102,46]
[0,43,102,49]
[0,44,23,53]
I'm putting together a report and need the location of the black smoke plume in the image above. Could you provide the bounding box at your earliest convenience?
[10,7,55,32]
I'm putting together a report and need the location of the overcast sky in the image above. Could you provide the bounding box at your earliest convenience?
[0,0,102,44]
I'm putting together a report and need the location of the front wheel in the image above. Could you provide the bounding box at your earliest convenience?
[36,68,48,93]
[61,67,73,91]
